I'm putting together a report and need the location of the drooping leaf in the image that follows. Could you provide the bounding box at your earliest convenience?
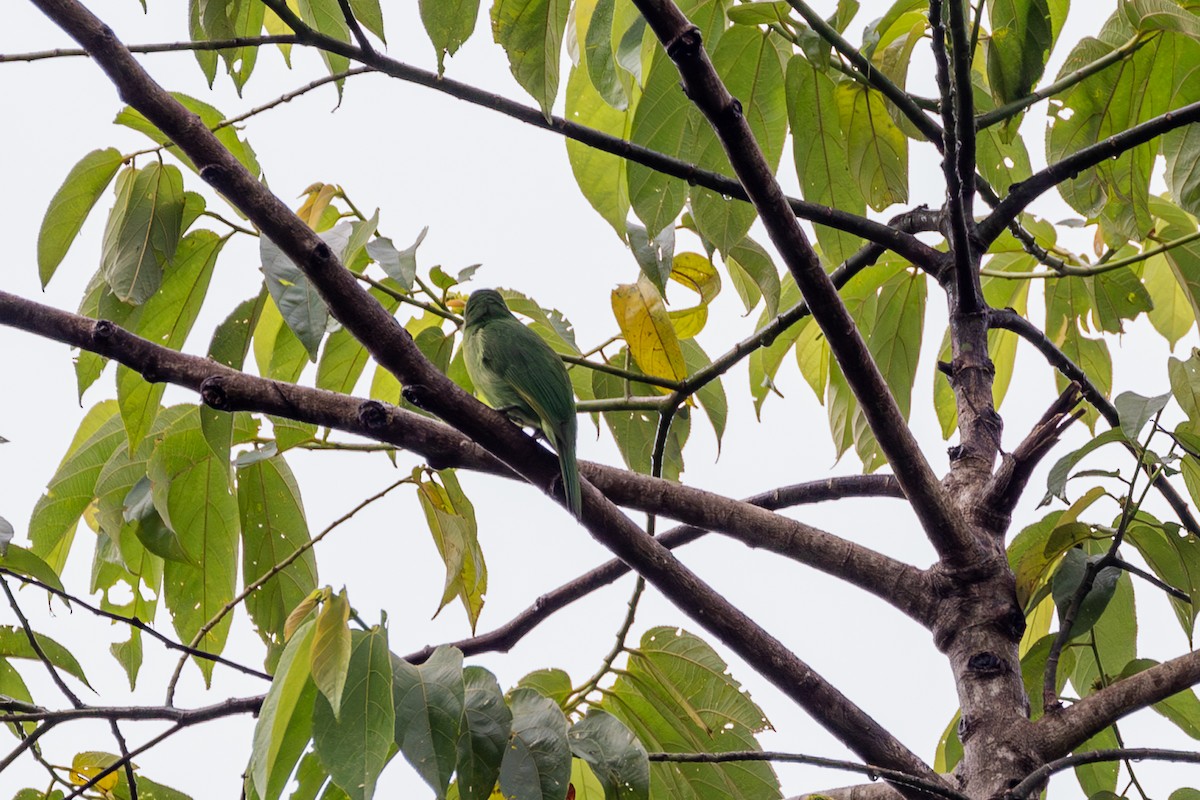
[566,63,633,239]
[499,688,572,800]
[311,589,352,720]
[457,666,512,800]
[986,0,1054,105]
[313,627,395,800]
[611,276,688,385]
[416,469,486,630]
[250,619,319,800]
[38,147,123,287]
[0,626,92,689]
[421,0,478,73]
[392,646,465,797]
[100,163,185,305]
[568,710,650,800]
[491,0,570,118]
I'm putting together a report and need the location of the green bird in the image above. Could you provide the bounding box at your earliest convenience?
[462,289,582,518]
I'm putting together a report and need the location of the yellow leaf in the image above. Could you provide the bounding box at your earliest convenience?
[284,589,322,641]
[668,305,707,339]
[611,276,688,384]
[670,252,721,304]
[296,183,336,229]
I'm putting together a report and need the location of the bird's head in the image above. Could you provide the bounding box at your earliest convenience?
[463,288,515,325]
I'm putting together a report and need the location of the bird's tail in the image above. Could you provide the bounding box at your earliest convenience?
[557,440,582,519]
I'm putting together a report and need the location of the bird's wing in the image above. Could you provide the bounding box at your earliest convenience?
[490,324,576,441]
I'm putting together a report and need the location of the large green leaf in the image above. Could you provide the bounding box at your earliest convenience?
[835,80,908,211]
[261,234,331,361]
[197,0,264,92]
[499,688,572,800]
[628,53,694,237]
[29,402,124,574]
[566,63,634,239]
[0,626,92,689]
[149,409,240,682]
[986,0,1053,104]
[580,0,629,109]
[250,619,319,800]
[298,0,352,86]
[457,666,512,800]
[1126,521,1200,644]
[597,627,780,800]
[117,230,224,452]
[313,627,395,800]
[392,646,465,797]
[100,163,186,305]
[491,0,570,118]
[117,93,262,179]
[37,147,123,287]
[688,27,787,254]
[568,710,650,800]
[238,454,318,647]
[786,56,865,266]
[203,291,267,463]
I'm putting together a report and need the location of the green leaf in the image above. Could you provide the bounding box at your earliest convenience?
[198,0,265,92]
[628,53,693,237]
[499,688,572,800]
[1074,726,1120,796]
[149,409,240,683]
[0,626,92,689]
[627,223,675,295]
[366,227,425,292]
[1120,657,1200,739]
[37,147,123,287]
[100,163,186,305]
[591,359,688,479]
[566,64,633,239]
[416,469,487,630]
[314,627,395,800]
[491,0,570,119]
[421,0,478,72]
[579,0,629,110]
[250,619,319,800]
[682,339,727,451]
[1042,429,1128,506]
[1071,570,1137,695]
[689,27,787,253]
[727,1,790,25]
[30,402,124,574]
[0,546,65,594]
[392,646,465,797]
[261,235,331,361]
[238,453,318,646]
[568,710,650,800]
[349,0,386,42]
[316,287,400,395]
[749,277,803,417]
[457,666,512,800]
[986,0,1053,105]
[836,79,907,211]
[118,93,262,179]
[597,627,779,800]
[1114,390,1170,440]
[1051,548,1121,638]
[298,0,352,87]
[1020,633,1075,720]
[786,57,865,266]
[204,292,267,463]
[724,238,780,317]
[312,589,352,719]
[517,668,573,708]
[1126,521,1200,644]
[118,230,225,452]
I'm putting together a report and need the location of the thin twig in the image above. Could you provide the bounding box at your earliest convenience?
[1007,748,1200,800]
[982,229,1200,279]
[1,576,83,708]
[0,567,270,681]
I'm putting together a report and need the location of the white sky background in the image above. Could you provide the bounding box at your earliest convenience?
[0,0,1197,797]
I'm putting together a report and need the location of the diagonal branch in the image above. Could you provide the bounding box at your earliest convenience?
[631,0,977,572]
[988,308,1200,537]
[979,98,1200,244]
[0,289,931,622]
[9,3,942,767]
[0,35,939,270]
[929,0,980,314]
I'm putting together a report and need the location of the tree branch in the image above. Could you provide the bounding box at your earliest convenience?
[405,473,911,664]
[988,308,1200,537]
[0,695,262,725]
[631,0,976,575]
[648,751,968,800]
[0,289,932,621]
[24,4,944,774]
[979,98,1200,244]
[1010,747,1200,800]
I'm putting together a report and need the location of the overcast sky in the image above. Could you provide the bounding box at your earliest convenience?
[2,1,1197,798]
